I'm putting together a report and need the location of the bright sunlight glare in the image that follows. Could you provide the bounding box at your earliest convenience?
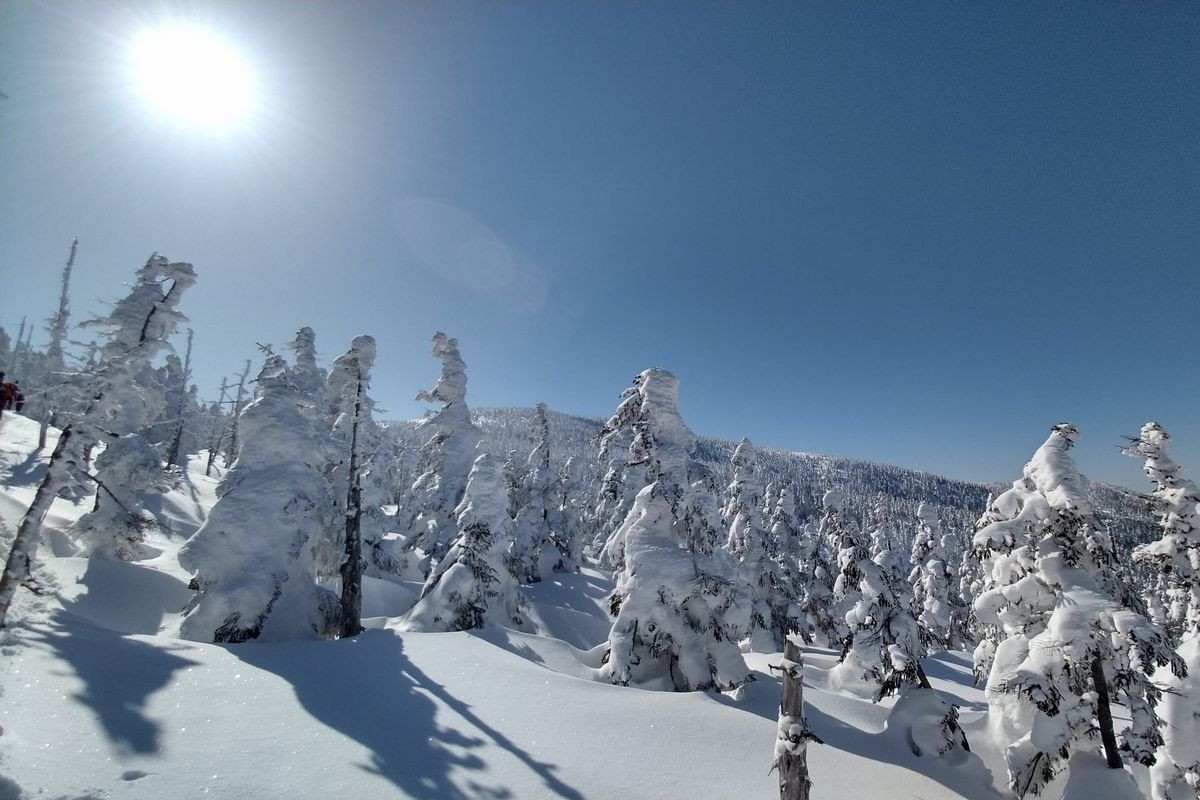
[129,24,257,131]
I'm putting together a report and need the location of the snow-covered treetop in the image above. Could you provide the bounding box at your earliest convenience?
[1023,423,1091,517]
[916,501,938,530]
[974,424,1092,555]
[415,332,470,428]
[325,334,377,430]
[289,326,318,367]
[1124,422,1186,490]
[1127,422,1200,621]
[731,437,754,472]
[454,452,508,531]
[84,254,196,361]
[822,488,845,513]
[529,402,550,470]
[328,335,376,386]
[597,368,695,490]
[287,326,326,399]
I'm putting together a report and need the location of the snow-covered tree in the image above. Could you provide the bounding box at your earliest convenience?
[820,489,859,649]
[404,451,529,632]
[1,256,197,627]
[43,238,76,374]
[830,494,928,700]
[512,403,554,583]
[179,354,340,643]
[600,369,751,693]
[797,515,839,649]
[323,334,388,636]
[910,502,959,651]
[544,455,584,575]
[288,326,327,407]
[1124,422,1200,799]
[1128,422,1200,640]
[975,424,1182,797]
[70,434,165,560]
[724,438,798,652]
[402,333,482,570]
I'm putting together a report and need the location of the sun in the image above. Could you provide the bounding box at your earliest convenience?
[129,23,258,131]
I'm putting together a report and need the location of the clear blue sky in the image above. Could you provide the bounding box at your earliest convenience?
[1,1,1197,488]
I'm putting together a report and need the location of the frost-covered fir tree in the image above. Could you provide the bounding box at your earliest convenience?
[1124,423,1200,800]
[797,514,840,649]
[975,424,1182,797]
[768,484,809,637]
[909,502,959,651]
[1128,422,1200,640]
[69,435,165,560]
[724,438,798,652]
[323,334,404,587]
[288,326,327,407]
[11,257,196,576]
[829,493,928,700]
[545,455,585,574]
[600,369,751,693]
[512,403,554,583]
[78,255,196,438]
[178,354,341,643]
[404,451,529,632]
[820,489,859,649]
[403,333,482,570]
[590,459,626,559]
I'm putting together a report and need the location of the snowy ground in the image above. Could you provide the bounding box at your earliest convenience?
[0,413,1152,799]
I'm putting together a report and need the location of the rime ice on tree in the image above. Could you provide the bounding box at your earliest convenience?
[1125,423,1200,800]
[974,423,1182,797]
[403,333,482,571]
[829,495,927,700]
[723,438,798,652]
[600,369,751,693]
[178,354,340,643]
[404,451,530,632]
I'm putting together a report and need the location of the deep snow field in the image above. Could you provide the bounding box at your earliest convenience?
[0,413,1152,799]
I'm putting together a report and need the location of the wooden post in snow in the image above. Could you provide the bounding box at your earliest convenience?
[771,637,821,800]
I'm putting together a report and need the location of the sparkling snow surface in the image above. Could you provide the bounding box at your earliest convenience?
[0,413,1153,798]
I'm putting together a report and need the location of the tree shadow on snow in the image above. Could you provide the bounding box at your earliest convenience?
[60,556,193,635]
[229,629,584,800]
[920,652,988,712]
[1,445,48,488]
[25,612,202,754]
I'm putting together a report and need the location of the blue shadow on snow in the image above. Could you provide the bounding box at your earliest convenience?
[230,628,583,800]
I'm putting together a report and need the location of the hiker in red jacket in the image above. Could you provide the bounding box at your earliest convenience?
[1,379,19,412]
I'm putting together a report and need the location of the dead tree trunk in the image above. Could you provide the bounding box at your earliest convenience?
[771,638,821,800]
[165,328,194,468]
[1092,655,1123,769]
[338,369,365,638]
[223,360,250,467]
[205,377,230,477]
[0,427,74,629]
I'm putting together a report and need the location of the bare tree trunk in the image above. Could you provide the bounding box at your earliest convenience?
[916,663,933,689]
[166,328,194,467]
[37,412,52,450]
[45,238,77,370]
[0,427,74,629]
[11,317,27,377]
[1092,655,1123,769]
[772,638,820,800]
[205,377,230,477]
[339,370,365,638]
[224,361,250,466]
